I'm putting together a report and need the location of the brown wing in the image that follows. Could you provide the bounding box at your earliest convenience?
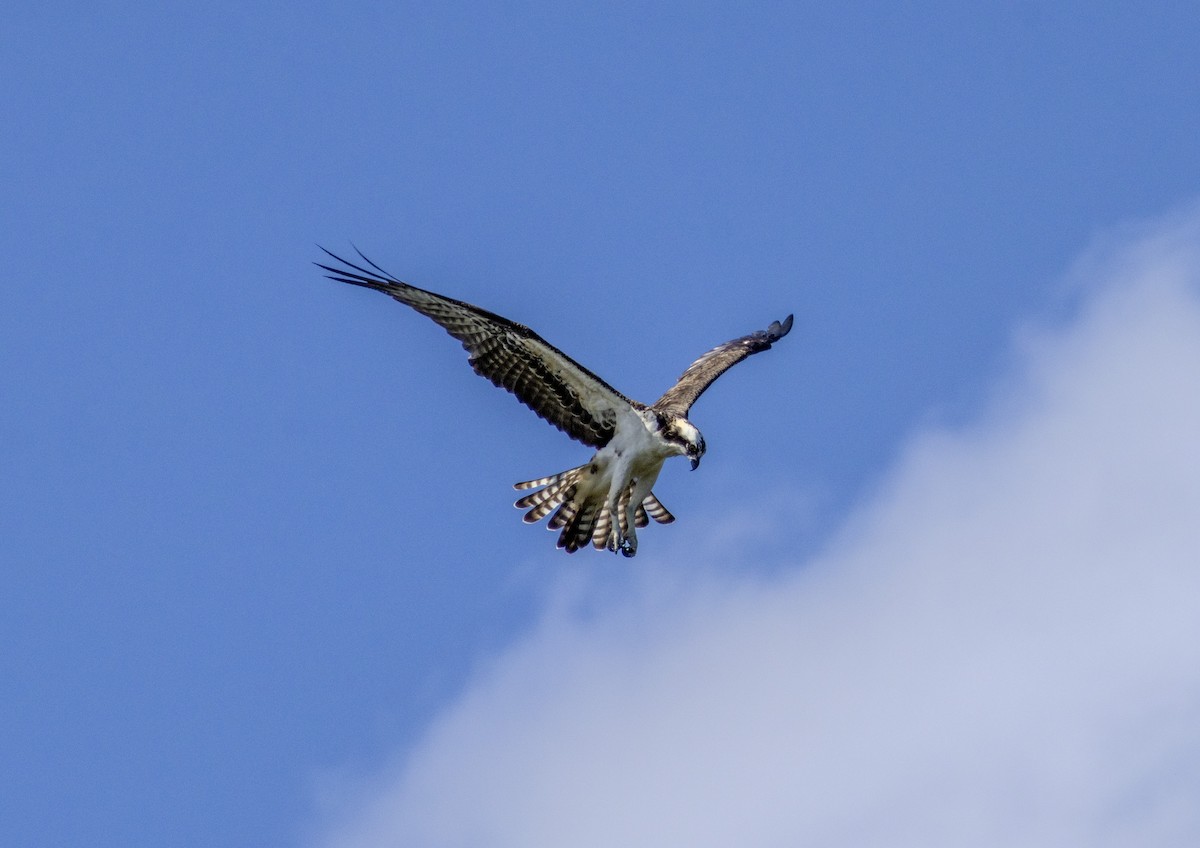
[652,315,793,417]
[317,248,640,448]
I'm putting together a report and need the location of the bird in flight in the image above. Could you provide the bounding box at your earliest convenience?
[317,248,793,557]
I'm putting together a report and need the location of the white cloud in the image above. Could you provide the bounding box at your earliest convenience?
[315,206,1200,848]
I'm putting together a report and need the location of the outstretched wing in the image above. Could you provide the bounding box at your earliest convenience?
[652,314,793,417]
[317,248,640,448]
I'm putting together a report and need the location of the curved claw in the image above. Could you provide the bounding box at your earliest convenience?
[604,530,638,557]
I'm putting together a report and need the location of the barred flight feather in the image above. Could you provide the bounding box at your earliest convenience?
[548,500,576,531]
[642,493,675,524]
[592,506,612,549]
[514,474,555,491]
[559,499,602,553]
[521,484,576,524]
[653,314,794,417]
[616,483,633,536]
[317,248,640,450]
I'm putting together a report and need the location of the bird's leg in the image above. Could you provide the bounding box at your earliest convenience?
[616,480,638,557]
[602,493,622,554]
[603,498,630,555]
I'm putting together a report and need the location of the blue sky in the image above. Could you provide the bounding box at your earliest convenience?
[4,3,1200,846]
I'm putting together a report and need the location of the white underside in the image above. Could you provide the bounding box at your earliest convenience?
[585,408,680,550]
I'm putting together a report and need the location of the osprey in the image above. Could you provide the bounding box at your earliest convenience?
[318,249,793,557]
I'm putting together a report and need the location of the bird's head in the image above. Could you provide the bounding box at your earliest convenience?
[663,417,706,470]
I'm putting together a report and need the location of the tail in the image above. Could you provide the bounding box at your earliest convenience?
[514,468,675,553]
[638,492,675,527]
[514,465,588,525]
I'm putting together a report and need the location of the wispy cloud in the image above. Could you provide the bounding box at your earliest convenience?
[315,206,1200,848]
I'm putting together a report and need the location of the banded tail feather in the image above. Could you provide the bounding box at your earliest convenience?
[616,482,634,537]
[514,467,675,553]
[514,465,586,524]
[642,492,675,524]
[559,498,601,553]
[593,502,613,547]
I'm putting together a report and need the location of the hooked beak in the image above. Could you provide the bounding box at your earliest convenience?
[690,456,701,471]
